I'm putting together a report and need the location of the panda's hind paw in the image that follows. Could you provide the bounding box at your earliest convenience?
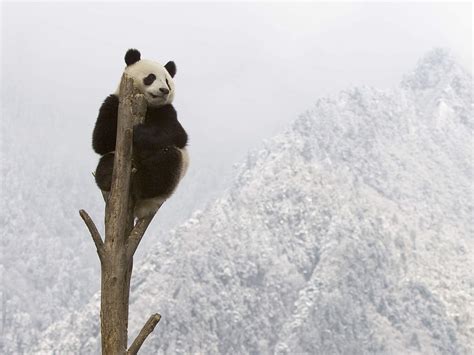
[94,153,114,191]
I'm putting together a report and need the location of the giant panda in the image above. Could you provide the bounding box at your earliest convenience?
[92,49,189,218]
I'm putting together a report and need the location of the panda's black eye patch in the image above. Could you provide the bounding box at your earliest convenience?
[166,79,171,90]
[143,74,156,86]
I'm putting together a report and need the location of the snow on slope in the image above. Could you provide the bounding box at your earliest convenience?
[34,49,473,354]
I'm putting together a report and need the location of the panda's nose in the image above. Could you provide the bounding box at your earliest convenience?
[159,87,169,95]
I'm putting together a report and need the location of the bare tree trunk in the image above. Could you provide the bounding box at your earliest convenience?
[80,74,160,355]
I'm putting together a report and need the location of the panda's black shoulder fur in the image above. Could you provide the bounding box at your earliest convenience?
[146,105,188,148]
[133,104,188,153]
[93,96,187,156]
[92,94,119,155]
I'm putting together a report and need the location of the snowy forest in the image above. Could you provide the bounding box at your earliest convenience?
[1,3,472,355]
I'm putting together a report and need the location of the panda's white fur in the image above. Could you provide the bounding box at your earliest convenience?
[114,59,176,107]
[114,57,187,218]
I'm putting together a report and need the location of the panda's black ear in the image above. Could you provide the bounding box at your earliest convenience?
[164,61,177,78]
[125,49,141,66]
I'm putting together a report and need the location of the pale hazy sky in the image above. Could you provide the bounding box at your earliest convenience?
[1,2,472,211]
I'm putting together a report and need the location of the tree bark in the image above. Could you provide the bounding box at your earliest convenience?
[80,74,161,354]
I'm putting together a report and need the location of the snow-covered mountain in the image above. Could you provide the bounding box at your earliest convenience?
[34,49,473,354]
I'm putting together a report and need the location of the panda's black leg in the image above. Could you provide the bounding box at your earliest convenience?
[133,147,182,199]
[94,152,115,191]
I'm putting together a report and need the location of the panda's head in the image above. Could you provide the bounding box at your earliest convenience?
[116,49,177,107]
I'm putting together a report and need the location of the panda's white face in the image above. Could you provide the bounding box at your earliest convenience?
[118,59,175,107]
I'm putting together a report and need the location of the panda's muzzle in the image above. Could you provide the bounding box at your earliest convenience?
[150,88,169,99]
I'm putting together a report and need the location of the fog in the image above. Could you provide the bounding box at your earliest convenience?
[2,2,471,165]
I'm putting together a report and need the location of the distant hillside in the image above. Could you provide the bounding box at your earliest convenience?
[34,49,473,354]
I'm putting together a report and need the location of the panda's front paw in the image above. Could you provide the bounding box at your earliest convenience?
[134,148,155,165]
